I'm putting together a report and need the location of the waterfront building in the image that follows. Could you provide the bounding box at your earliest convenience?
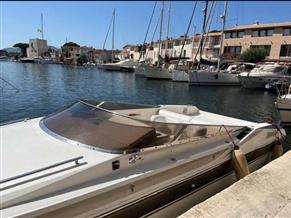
[132,21,291,65]
[223,22,291,61]
[122,44,141,60]
[27,38,49,58]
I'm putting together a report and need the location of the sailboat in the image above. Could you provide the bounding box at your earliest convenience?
[188,1,241,86]
[99,9,137,72]
[144,1,174,80]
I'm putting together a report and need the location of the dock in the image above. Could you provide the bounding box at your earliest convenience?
[179,151,291,218]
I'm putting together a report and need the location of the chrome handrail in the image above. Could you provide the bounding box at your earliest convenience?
[0,156,84,184]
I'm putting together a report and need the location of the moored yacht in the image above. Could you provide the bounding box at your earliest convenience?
[0,99,285,217]
[99,59,138,72]
[275,84,291,125]
[239,64,291,89]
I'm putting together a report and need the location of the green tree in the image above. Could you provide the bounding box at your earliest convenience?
[62,42,80,47]
[240,48,267,63]
[13,43,29,57]
[77,54,88,65]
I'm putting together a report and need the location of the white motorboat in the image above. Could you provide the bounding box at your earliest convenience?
[99,59,138,73]
[0,100,285,217]
[239,64,291,89]
[275,85,291,126]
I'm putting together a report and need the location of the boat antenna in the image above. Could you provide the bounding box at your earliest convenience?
[176,0,198,70]
[112,8,115,63]
[157,1,164,68]
[197,0,209,70]
[217,0,228,72]
[139,1,157,62]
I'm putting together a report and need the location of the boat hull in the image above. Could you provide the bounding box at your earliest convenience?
[172,70,189,82]
[239,75,291,89]
[275,98,291,125]
[100,65,134,73]
[35,143,274,218]
[145,67,172,80]
[189,71,240,86]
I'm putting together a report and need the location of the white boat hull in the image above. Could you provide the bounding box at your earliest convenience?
[145,67,172,80]
[189,70,240,86]
[172,70,189,82]
[275,98,291,125]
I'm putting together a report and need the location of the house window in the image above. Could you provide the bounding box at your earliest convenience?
[252,29,273,37]
[267,29,273,36]
[225,32,231,39]
[238,31,244,38]
[252,30,259,37]
[280,44,291,57]
[224,46,241,54]
[250,45,271,56]
[283,28,291,36]
[231,32,237,38]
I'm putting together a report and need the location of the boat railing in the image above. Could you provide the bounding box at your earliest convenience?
[0,117,30,126]
[0,156,84,184]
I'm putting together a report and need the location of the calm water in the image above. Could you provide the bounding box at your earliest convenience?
[0,61,280,123]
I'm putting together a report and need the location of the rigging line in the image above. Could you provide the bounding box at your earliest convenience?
[143,1,157,44]
[157,1,164,68]
[102,13,113,50]
[201,1,217,53]
[176,0,198,70]
[190,0,214,70]
[145,12,161,60]
[139,1,157,61]
[0,77,20,92]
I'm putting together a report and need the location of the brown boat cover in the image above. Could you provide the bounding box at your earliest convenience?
[43,102,156,152]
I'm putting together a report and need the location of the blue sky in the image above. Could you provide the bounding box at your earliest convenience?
[1,1,291,49]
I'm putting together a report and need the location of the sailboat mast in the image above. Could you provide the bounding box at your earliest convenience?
[112,9,115,63]
[197,0,208,70]
[158,1,164,68]
[166,1,171,40]
[217,0,227,72]
[41,13,44,40]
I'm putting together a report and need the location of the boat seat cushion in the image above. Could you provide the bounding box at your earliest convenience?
[159,105,199,116]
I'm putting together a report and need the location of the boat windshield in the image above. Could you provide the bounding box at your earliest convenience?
[42,100,242,153]
[42,101,157,153]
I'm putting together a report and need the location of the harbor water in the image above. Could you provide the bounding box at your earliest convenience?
[0,61,280,123]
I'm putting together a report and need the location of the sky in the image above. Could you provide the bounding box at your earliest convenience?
[1,1,291,49]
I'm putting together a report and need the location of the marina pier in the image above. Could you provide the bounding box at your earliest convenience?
[179,151,291,218]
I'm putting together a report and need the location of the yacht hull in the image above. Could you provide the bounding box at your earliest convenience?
[275,98,291,125]
[145,67,172,80]
[172,70,189,82]
[239,76,291,89]
[189,71,240,86]
[100,65,134,73]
